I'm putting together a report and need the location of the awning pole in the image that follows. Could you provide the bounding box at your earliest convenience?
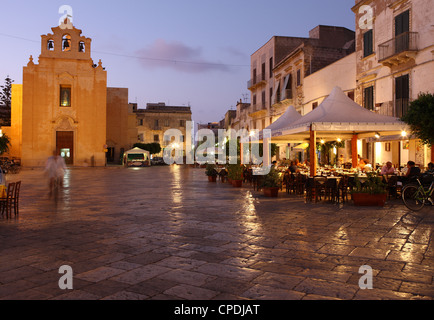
[351,134,358,168]
[309,126,316,177]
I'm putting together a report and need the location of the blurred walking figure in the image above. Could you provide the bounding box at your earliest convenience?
[45,151,67,197]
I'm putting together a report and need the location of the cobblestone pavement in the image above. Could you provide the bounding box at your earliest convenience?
[0,165,433,300]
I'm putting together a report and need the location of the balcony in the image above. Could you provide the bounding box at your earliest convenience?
[378,32,418,67]
[248,102,267,118]
[247,73,266,90]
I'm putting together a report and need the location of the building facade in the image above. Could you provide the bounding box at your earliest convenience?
[248,26,355,161]
[352,0,434,167]
[135,102,192,156]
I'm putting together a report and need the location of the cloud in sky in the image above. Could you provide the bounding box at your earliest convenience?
[135,39,232,73]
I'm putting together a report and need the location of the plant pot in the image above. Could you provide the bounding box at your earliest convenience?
[232,179,242,188]
[208,175,217,182]
[264,187,279,197]
[352,193,387,206]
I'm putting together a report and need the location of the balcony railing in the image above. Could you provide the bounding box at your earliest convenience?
[378,32,418,62]
[247,73,266,89]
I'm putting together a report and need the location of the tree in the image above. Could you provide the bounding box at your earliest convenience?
[0,76,14,126]
[401,93,434,147]
[0,133,11,155]
[133,142,162,155]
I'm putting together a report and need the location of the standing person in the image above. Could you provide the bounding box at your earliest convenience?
[45,151,67,196]
[56,153,67,187]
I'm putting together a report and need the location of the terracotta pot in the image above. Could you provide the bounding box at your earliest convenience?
[208,175,217,182]
[232,180,242,188]
[352,193,387,206]
[264,187,279,197]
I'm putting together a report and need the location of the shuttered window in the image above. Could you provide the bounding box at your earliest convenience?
[364,86,374,111]
[363,30,373,57]
[395,74,409,117]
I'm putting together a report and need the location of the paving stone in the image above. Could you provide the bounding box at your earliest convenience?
[157,269,216,286]
[101,291,149,300]
[293,278,359,299]
[111,265,172,285]
[349,247,391,260]
[163,284,218,300]
[242,284,305,300]
[76,266,125,283]
[0,167,433,300]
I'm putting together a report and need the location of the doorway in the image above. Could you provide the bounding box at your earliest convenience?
[56,131,74,165]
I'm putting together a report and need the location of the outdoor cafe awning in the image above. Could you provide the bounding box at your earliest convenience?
[293,142,309,151]
[267,86,409,175]
[257,105,302,141]
[272,86,408,141]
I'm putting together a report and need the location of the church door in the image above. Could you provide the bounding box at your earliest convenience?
[56,131,74,165]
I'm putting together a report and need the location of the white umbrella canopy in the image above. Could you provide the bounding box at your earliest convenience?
[266,105,302,132]
[257,105,303,142]
[276,86,408,140]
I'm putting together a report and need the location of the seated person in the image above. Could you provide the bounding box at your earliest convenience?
[363,160,373,172]
[405,161,421,178]
[358,159,372,172]
[337,154,345,167]
[288,161,299,173]
[400,161,422,185]
[380,161,395,175]
[426,162,434,173]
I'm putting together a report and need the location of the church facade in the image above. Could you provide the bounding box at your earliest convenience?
[8,22,137,166]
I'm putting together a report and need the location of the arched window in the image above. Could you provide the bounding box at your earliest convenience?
[47,39,54,51]
[78,41,85,52]
[62,35,71,52]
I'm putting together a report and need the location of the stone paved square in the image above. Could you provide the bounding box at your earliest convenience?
[0,166,433,300]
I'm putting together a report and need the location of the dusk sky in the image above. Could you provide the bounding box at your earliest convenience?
[0,0,355,124]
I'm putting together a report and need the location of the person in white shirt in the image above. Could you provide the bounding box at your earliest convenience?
[45,151,67,196]
[380,161,395,175]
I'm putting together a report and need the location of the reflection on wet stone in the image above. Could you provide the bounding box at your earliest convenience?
[0,166,433,300]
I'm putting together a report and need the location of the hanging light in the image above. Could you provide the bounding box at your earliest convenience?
[375,132,381,139]
[337,138,342,143]
[401,130,407,137]
[320,139,325,144]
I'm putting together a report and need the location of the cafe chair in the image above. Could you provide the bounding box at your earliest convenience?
[11,181,21,216]
[0,182,16,219]
[313,177,327,203]
[295,173,306,195]
[386,175,400,199]
[305,177,315,202]
[337,175,350,203]
[325,178,338,203]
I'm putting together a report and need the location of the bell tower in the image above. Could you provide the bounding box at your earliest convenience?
[40,20,92,61]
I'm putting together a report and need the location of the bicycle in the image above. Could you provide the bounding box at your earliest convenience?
[402,174,434,211]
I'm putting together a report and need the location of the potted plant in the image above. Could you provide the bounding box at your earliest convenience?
[259,167,281,197]
[205,163,217,182]
[350,172,387,206]
[227,164,244,187]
